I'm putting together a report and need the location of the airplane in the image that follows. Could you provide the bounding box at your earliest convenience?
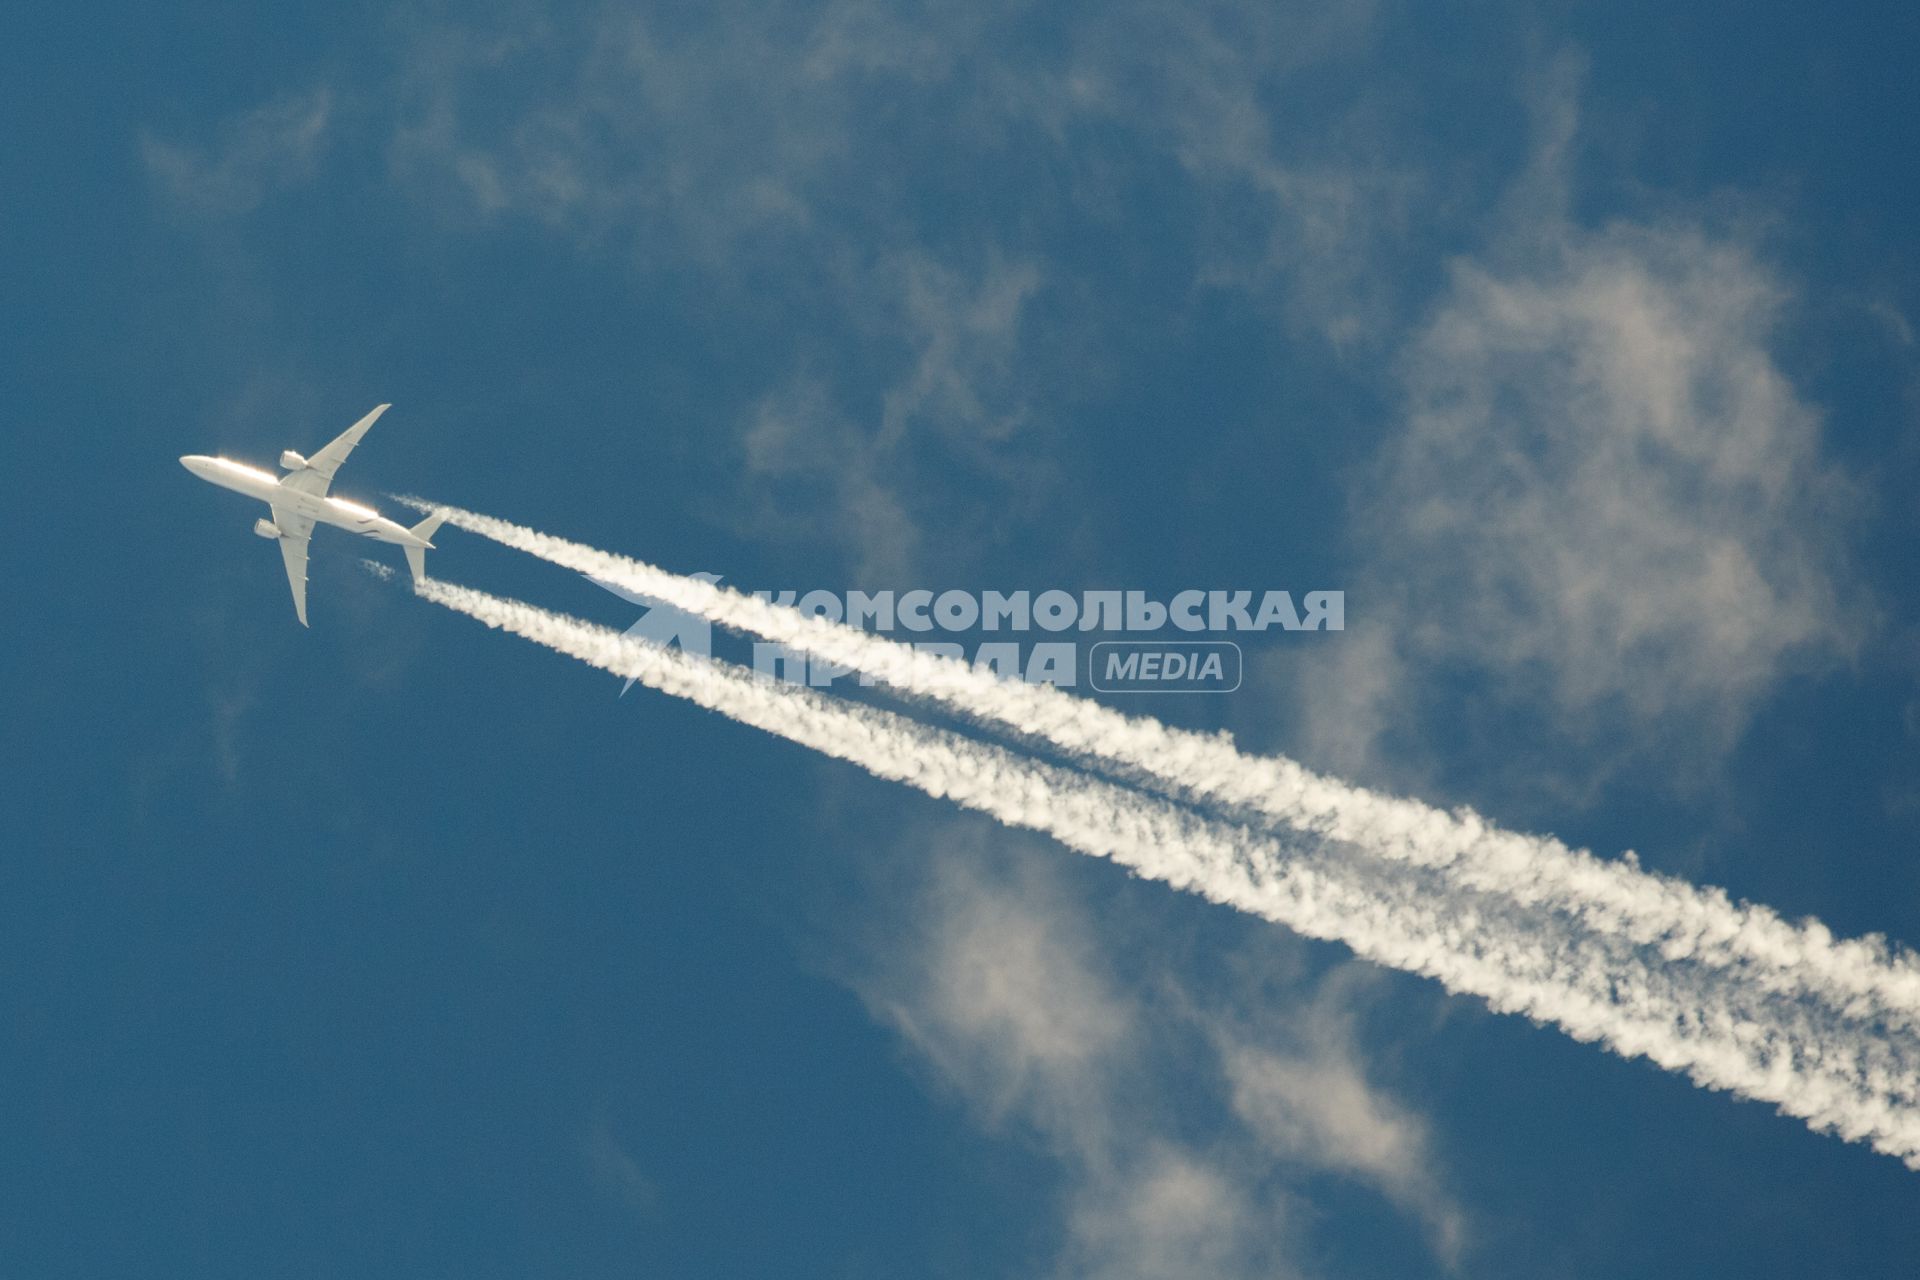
[180,404,447,626]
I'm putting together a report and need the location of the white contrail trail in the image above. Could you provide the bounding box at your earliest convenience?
[416,577,1920,1167]
[401,499,1920,1029]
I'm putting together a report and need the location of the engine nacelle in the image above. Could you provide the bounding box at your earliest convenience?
[280,450,308,471]
[253,518,281,540]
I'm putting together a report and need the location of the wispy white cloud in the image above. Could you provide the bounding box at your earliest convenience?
[1060,1148,1282,1280]
[1213,966,1463,1261]
[1283,66,1869,793]
[848,826,1456,1278]
[142,88,333,216]
[378,1,1420,574]
[1045,2,1409,347]
[740,250,1051,579]
[382,1,1409,327]
[386,5,893,259]
[875,841,1133,1135]
[581,1119,659,1217]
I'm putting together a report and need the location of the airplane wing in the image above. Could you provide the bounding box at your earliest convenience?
[278,404,390,497]
[270,504,316,627]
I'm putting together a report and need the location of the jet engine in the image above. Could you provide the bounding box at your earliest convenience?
[253,518,281,540]
[279,450,308,470]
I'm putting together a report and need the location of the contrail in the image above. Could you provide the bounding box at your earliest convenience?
[401,499,1920,1032]
[417,577,1920,1167]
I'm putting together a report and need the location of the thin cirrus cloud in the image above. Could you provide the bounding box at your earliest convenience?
[1262,61,1870,793]
[142,88,334,217]
[1286,216,1866,789]
[370,1,1424,576]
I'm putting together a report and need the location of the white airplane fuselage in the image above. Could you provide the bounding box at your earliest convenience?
[179,455,428,550]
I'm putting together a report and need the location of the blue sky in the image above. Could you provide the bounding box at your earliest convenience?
[5,1,1920,1275]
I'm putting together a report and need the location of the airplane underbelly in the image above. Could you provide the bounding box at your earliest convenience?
[227,473,282,502]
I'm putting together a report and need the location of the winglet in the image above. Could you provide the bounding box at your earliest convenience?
[404,509,448,583]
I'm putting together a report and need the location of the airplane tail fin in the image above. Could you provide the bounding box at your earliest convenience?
[404,509,448,583]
